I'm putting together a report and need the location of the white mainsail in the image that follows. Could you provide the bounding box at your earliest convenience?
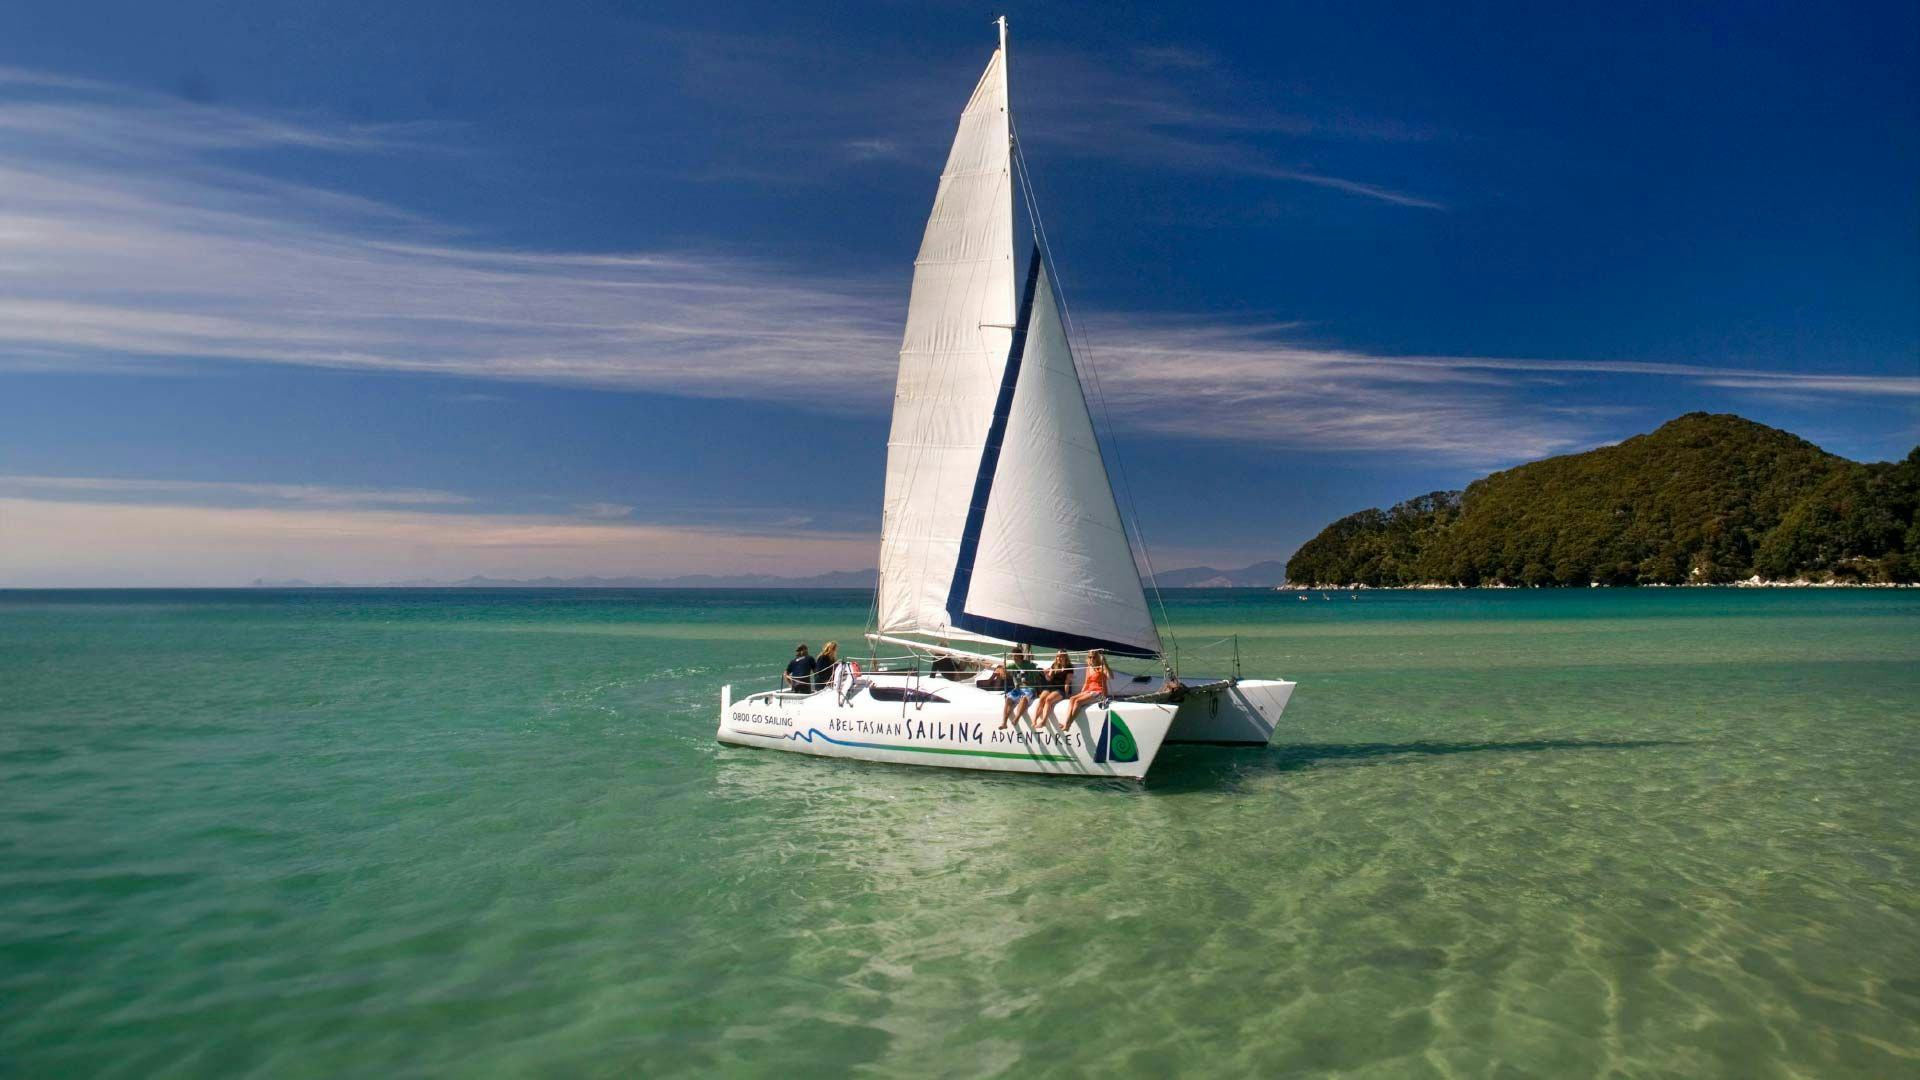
[876,46,1015,640]
[875,37,1161,657]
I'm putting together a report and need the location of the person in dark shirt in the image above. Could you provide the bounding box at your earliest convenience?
[784,643,814,691]
[1031,651,1073,729]
[812,641,840,692]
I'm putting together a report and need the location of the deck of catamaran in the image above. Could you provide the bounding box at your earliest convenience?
[721,641,1291,780]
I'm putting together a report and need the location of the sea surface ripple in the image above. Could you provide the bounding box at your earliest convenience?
[2,588,1916,1077]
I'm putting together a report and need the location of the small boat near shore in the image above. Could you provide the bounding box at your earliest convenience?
[716,19,1295,779]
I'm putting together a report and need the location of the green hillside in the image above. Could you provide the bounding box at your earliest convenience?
[1286,413,1920,586]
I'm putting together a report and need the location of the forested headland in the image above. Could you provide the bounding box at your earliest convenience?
[1285,413,1920,587]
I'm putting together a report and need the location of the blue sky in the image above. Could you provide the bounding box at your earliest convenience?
[1,1,1915,585]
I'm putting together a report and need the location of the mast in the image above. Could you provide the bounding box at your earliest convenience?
[874,19,1161,659]
[997,16,1011,177]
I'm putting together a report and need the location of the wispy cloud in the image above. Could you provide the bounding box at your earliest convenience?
[0,65,1907,468]
[1132,45,1218,71]
[1078,327,1582,460]
[1073,322,1920,462]
[1019,111,1445,209]
[0,475,473,508]
[1004,49,1447,209]
[1689,373,1920,396]
[1240,166,1443,209]
[659,29,1444,207]
[0,70,902,403]
[0,497,874,587]
[840,137,909,162]
[0,62,449,155]
[1369,355,1920,393]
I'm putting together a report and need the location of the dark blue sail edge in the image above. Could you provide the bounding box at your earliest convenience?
[942,248,1156,659]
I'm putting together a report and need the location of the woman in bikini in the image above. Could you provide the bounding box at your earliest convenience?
[1030,651,1073,730]
[1056,649,1112,731]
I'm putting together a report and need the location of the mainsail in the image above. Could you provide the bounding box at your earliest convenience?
[876,39,1161,658]
[875,45,1015,645]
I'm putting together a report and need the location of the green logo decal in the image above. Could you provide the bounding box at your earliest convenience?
[1109,716,1138,763]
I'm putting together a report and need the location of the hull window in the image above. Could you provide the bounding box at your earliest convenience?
[867,686,949,705]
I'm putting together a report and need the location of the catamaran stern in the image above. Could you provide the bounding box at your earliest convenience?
[1165,679,1295,746]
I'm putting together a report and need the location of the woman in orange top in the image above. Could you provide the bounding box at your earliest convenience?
[1055,649,1112,732]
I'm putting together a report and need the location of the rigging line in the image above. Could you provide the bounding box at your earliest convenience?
[1007,122,1180,672]
[863,532,881,641]
[1009,136,1170,647]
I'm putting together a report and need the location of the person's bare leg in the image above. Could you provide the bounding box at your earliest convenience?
[1057,691,1093,732]
[1031,692,1057,730]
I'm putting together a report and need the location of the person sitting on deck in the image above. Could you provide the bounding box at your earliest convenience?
[1030,651,1074,730]
[997,643,1039,729]
[783,643,814,691]
[812,641,840,691]
[1056,649,1112,731]
[1160,674,1186,702]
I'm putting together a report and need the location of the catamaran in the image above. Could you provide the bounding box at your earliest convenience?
[716,19,1295,779]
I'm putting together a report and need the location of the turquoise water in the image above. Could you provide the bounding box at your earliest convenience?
[2,588,1917,1077]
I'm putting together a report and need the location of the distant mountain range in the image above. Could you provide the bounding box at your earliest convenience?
[1144,560,1292,588]
[248,562,1292,590]
[252,570,882,589]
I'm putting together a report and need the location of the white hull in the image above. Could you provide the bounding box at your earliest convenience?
[1167,679,1295,746]
[716,671,1293,780]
